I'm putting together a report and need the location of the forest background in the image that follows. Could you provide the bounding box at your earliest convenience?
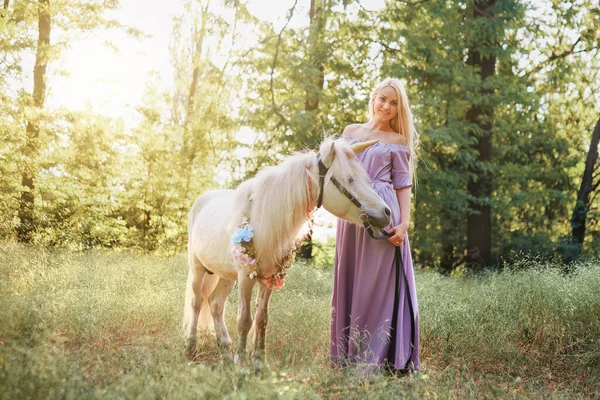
[1,0,599,271]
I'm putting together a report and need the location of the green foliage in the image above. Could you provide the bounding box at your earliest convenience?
[240,1,381,174]
[1,245,598,398]
[311,236,336,269]
[0,0,244,251]
[0,0,599,262]
[376,0,599,269]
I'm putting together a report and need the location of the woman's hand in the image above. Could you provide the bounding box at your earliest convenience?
[387,222,409,246]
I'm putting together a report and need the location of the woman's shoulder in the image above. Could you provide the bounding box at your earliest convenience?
[342,123,364,138]
[342,124,407,147]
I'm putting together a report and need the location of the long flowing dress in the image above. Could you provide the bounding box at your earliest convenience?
[330,134,420,372]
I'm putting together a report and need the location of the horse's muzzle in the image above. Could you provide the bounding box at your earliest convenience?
[362,206,391,229]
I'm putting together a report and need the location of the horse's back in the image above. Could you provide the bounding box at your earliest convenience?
[189,189,235,220]
[188,189,238,279]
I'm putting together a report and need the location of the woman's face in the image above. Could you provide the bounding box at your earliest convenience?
[372,86,399,122]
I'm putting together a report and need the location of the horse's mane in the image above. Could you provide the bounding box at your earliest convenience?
[230,136,368,272]
[245,150,317,269]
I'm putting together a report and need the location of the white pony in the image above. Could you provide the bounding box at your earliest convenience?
[183,137,390,369]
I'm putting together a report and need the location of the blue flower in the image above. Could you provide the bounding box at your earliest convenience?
[231,225,255,244]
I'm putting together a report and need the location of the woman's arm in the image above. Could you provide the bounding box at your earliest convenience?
[388,187,411,246]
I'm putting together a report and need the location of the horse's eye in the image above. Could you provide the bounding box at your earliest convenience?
[348,177,354,184]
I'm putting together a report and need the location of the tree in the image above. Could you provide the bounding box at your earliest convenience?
[241,0,380,168]
[16,0,50,242]
[570,117,600,255]
[518,0,600,260]
[34,109,126,247]
[4,0,128,242]
[238,0,387,257]
[167,0,250,249]
[1,0,598,257]
[465,0,498,268]
[377,0,591,269]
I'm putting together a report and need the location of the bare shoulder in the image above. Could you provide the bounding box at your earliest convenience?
[342,123,362,138]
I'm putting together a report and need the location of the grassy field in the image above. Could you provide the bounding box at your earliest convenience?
[1,242,599,399]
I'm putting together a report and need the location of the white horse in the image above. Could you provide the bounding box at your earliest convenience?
[183,137,390,369]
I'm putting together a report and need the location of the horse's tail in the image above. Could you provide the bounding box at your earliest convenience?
[183,197,219,335]
[182,268,218,335]
[196,274,219,332]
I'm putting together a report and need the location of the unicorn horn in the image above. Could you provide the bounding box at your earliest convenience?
[350,139,378,155]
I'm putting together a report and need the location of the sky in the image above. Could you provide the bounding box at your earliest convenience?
[46,0,385,125]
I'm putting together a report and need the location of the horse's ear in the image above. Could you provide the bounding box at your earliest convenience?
[322,142,336,167]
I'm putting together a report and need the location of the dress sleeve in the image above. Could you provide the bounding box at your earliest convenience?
[391,147,412,190]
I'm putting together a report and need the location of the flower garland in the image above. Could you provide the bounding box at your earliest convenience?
[230,216,257,267]
[230,215,295,291]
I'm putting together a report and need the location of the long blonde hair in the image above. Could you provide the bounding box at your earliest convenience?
[368,77,419,181]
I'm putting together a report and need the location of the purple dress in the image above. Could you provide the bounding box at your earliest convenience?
[330,134,420,372]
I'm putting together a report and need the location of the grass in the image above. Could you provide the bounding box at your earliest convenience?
[0,242,599,399]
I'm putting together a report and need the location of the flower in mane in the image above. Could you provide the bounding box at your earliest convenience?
[231,216,257,267]
[231,245,256,266]
[231,224,254,244]
[230,210,296,291]
[265,274,285,290]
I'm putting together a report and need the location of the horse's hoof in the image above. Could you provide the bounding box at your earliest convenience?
[234,353,252,374]
[234,353,244,365]
[254,361,271,376]
[217,342,233,362]
[185,337,197,360]
[221,351,234,365]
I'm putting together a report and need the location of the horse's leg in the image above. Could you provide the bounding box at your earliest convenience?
[182,255,207,360]
[252,281,273,372]
[234,273,255,368]
[208,278,235,362]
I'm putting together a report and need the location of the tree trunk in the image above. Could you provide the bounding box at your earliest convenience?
[304,0,325,118]
[17,0,51,242]
[183,0,210,163]
[176,1,210,250]
[298,0,327,260]
[440,241,455,272]
[570,117,600,253]
[465,0,496,268]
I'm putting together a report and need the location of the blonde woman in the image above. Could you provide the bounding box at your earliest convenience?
[330,77,420,374]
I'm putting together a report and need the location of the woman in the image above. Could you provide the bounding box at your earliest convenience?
[330,77,420,374]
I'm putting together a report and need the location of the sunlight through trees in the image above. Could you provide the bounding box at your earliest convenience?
[1,0,598,267]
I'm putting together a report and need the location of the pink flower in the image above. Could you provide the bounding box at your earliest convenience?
[265,274,286,291]
[241,254,256,266]
[231,245,256,267]
[231,245,243,259]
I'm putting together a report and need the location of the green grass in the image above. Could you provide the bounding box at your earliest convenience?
[1,242,599,399]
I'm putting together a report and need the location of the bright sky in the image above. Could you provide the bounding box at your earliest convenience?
[46,0,385,126]
[48,1,177,120]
